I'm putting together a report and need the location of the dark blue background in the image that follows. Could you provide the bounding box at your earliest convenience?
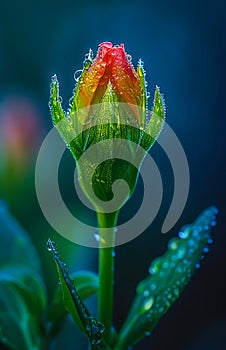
[0,0,225,349]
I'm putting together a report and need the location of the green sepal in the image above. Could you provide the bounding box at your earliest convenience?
[50,75,80,157]
[49,75,66,125]
[47,239,105,349]
[72,123,142,207]
[117,207,218,349]
[137,60,147,128]
[141,86,165,151]
[48,270,99,338]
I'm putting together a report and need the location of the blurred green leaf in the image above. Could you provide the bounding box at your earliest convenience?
[48,270,99,338]
[0,201,47,349]
[0,201,41,272]
[0,266,47,350]
[117,206,218,349]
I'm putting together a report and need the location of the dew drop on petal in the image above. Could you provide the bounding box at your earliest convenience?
[126,54,132,62]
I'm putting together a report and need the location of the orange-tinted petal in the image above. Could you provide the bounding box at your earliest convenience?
[76,43,115,114]
[109,44,142,121]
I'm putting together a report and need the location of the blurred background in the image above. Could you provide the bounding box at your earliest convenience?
[0,0,226,349]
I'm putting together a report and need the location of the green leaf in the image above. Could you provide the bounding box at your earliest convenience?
[0,202,47,349]
[47,239,105,349]
[0,201,41,273]
[48,270,99,338]
[117,206,218,349]
[0,266,47,350]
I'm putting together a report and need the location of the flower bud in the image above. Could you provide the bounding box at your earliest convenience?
[50,42,165,212]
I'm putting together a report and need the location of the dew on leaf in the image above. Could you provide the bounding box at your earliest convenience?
[145,331,151,337]
[176,247,186,260]
[140,296,154,313]
[143,290,150,297]
[74,69,83,82]
[178,229,190,239]
[203,247,209,253]
[168,238,178,250]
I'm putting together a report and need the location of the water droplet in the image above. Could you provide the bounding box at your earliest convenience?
[208,238,213,244]
[74,69,83,82]
[177,247,186,259]
[212,206,219,214]
[192,230,199,237]
[203,247,209,253]
[158,306,164,314]
[84,48,93,62]
[167,292,172,299]
[210,220,216,226]
[126,54,132,62]
[89,85,96,92]
[143,290,150,297]
[141,297,154,313]
[195,263,200,269]
[47,238,56,252]
[188,239,195,247]
[174,288,180,297]
[162,262,169,269]
[168,238,178,250]
[179,229,190,239]
[145,331,151,337]
[112,251,116,257]
[94,233,100,242]
[149,258,161,275]
[150,283,157,291]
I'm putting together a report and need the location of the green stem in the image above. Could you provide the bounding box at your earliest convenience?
[97,211,119,346]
